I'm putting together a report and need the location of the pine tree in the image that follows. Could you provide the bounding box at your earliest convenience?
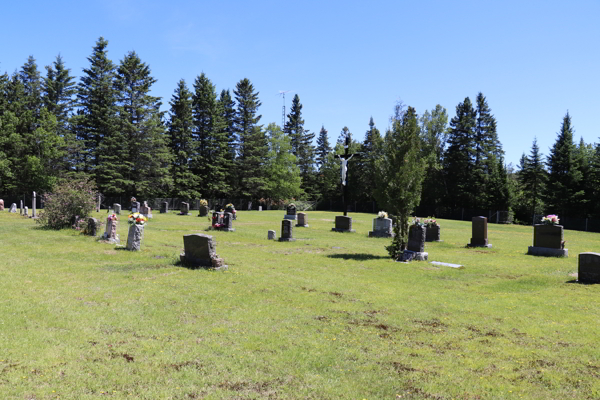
[474,93,502,208]
[315,125,331,170]
[234,78,267,199]
[518,138,547,219]
[114,51,172,197]
[545,112,584,217]
[168,79,201,198]
[419,105,448,212]
[443,97,477,209]
[356,117,383,203]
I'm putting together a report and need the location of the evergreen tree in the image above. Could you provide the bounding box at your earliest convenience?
[168,79,201,198]
[486,155,511,212]
[356,117,383,204]
[419,105,448,212]
[443,97,477,209]
[218,89,237,193]
[374,105,427,258]
[114,51,172,197]
[590,141,600,217]
[518,138,547,219]
[264,123,303,200]
[234,78,267,198]
[315,125,331,170]
[315,125,335,200]
[545,112,583,217]
[574,137,594,216]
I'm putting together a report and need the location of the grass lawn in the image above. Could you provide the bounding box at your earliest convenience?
[1,209,599,400]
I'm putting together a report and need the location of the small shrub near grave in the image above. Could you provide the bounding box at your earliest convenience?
[36,178,98,229]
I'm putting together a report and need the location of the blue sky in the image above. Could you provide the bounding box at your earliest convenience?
[2,0,598,167]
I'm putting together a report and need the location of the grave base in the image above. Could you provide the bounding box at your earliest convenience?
[101,233,120,244]
[284,214,297,220]
[332,228,355,233]
[296,224,309,228]
[213,227,235,232]
[397,250,428,262]
[527,246,568,257]
[368,231,393,238]
[279,237,296,242]
[180,253,228,271]
[467,243,492,248]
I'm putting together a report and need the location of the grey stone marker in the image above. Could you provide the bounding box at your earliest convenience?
[402,224,428,261]
[279,219,296,242]
[102,217,119,243]
[258,206,262,212]
[467,216,492,248]
[32,191,36,218]
[180,202,190,215]
[248,201,252,210]
[578,252,600,283]
[268,230,276,240]
[24,206,28,217]
[10,203,17,213]
[222,212,235,232]
[284,204,297,220]
[527,224,568,257]
[97,194,101,213]
[87,217,98,236]
[180,233,227,270]
[332,215,355,233]
[20,200,23,215]
[430,261,464,269]
[160,201,168,213]
[126,224,144,251]
[113,203,122,215]
[0,199,4,211]
[369,217,393,238]
[140,203,152,219]
[132,201,140,213]
[296,212,309,227]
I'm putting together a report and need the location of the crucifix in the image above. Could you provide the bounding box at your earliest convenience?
[334,134,361,216]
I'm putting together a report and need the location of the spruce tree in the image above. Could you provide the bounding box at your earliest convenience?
[114,51,172,197]
[356,117,383,204]
[284,94,316,197]
[474,93,502,208]
[218,89,237,192]
[168,79,200,198]
[234,78,267,199]
[545,112,583,217]
[419,105,448,212]
[315,125,331,170]
[518,138,547,219]
[315,125,335,200]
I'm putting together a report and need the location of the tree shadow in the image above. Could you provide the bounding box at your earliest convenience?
[327,253,389,261]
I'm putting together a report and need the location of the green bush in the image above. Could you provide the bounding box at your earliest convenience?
[37,179,98,229]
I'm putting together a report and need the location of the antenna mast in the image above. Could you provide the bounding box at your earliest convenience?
[278,90,291,128]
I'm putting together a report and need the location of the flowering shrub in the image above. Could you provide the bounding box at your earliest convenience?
[542,214,559,225]
[36,178,98,230]
[128,212,147,226]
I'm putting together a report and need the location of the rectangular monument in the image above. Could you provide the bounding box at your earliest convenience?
[160,201,168,213]
[279,219,296,242]
[578,252,600,283]
[332,215,355,233]
[180,233,226,270]
[467,216,492,248]
[528,224,568,257]
[284,204,297,220]
[369,217,393,238]
[296,212,309,227]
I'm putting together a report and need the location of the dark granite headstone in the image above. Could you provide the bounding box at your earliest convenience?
[369,217,393,238]
[425,225,441,242]
[468,216,491,247]
[160,201,168,213]
[268,230,276,240]
[222,212,235,231]
[332,216,355,232]
[296,212,309,227]
[87,217,98,236]
[578,252,600,283]
[132,201,140,213]
[180,202,190,215]
[533,225,563,249]
[407,225,426,252]
[279,219,296,242]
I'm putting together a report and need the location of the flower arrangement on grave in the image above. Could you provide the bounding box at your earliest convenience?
[128,212,147,226]
[541,214,559,225]
[211,214,222,229]
[107,213,118,221]
[423,217,439,227]
[411,217,424,227]
[377,211,388,219]
[225,203,236,215]
[199,199,208,207]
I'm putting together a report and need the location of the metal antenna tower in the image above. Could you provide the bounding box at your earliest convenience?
[278,90,291,128]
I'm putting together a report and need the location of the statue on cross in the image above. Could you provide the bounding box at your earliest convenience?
[334,134,361,215]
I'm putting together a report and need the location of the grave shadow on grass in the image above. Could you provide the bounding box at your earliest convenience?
[566,279,598,285]
[173,259,227,271]
[327,253,389,261]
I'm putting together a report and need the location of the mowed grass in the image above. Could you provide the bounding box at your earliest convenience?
[0,210,599,400]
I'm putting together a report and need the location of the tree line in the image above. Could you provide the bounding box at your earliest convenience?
[1,37,598,222]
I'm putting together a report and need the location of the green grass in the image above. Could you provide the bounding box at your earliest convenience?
[1,210,599,399]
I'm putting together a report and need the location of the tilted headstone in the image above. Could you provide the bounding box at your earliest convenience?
[31,191,36,218]
[102,217,119,243]
[268,230,276,240]
[527,224,567,256]
[279,219,296,242]
[284,204,297,220]
[0,199,4,211]
[468,216,492,248]
[369,217,393,238]
[160,201,168,213]
[578,252,600,283]
[180,233,227,270]
[126,224,144,251]
[180,202,190,215]
[296,212,309,227]
[113,203,122,215]
[24,206,28,217]
[10,203,17,213]
[87,217,98,236]
[332,215,355,233]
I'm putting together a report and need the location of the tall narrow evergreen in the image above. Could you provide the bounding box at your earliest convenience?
[356,117,383,203]
[315,125,331,171]
[545,112,583,217]
[218,89,237,162]
[234,78,267,198]
[284,94,304,157]
[518,138,547,218]
[168,79,200,198]
[419,105,448,212]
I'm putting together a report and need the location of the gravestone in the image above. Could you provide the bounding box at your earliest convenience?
[212,211,223,227]
[258,206,262,212]
[248,201,252,211]
[198,204,208,217]
[527,224,568,257]
[332,215,355,233]
[132,201,140,213]
[102,216,119,243]
[180,233,227,270]
[425,225,441,242]
[578,252,600,283]
[140,202,152,219]
[126,224,144,251]
[268,230,276,240]
[32,191,36,218]
[401,224,428,261]
[369,217,393,238]
[20,200,23,215]
[222,212,235,232]
[467,216,492,248]
[0,199,4,211]
[160,201,168,213]
[97,194,101,213]
[87,217,98,236]
[296,212,309,227]
[24,206,28,217]
[113,203,122,215]
[284,204,297,220]
[10,203,17,213]
[180,202,190,215]
[279,219,296,242]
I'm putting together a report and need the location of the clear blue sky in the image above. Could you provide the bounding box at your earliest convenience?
[2,0,598,168]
